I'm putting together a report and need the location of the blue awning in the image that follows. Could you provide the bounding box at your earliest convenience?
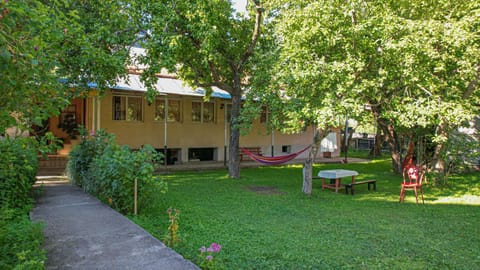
[194,88,232,99]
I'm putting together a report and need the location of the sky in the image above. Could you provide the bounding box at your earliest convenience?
[232,0,247,14]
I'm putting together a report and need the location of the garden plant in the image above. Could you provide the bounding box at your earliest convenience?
[67,128,167,215]
[0,137,47,269]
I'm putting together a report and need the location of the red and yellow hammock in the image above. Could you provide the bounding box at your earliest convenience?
[240,146,311,165]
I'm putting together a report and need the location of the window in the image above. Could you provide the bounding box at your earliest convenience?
[203,102,214,123]
[188,148,216,161]
[192,101,215,123]
[192,101,202,122]
[112,96,143,121]
[155,99,181,122]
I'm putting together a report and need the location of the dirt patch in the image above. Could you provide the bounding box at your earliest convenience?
[246,186,284,195]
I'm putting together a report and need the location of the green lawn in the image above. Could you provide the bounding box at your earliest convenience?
[132,159,480,269]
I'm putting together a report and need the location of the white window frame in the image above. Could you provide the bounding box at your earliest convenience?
[112,95,144,122]
[155,98,182,123]
[191,100,215,123]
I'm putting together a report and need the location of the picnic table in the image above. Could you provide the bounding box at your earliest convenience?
[318,169,359,193]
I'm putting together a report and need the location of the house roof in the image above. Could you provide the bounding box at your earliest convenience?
[113,47,232,99]
[112,74,232,99]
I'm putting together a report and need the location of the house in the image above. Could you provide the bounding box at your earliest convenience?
[45,47,341,164]
[46,73,341,164]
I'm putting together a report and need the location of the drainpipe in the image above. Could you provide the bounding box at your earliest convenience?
[164,96,168,169]
[224,101,228,168]
[271,130,274,157]
[268,108,274,157]
[344,111,348,163]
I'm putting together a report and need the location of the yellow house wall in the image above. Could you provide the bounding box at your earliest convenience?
[94,90,340,163]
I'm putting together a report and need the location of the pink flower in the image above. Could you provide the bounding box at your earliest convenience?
[206,255,213,261]
[199,246,206,253]
[209,242,222,253]
[89,130,95,136]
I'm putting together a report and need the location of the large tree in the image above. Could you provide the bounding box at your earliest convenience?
[0,0,137,132]
[254,0,382,194]
[385,1,480,179]
[255,0,480,193]
[131,0,264,178]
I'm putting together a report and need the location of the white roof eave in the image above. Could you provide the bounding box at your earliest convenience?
[111,74,232,99]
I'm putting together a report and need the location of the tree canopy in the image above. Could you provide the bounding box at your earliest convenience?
[253,0,480,192]
[0,0,137,132]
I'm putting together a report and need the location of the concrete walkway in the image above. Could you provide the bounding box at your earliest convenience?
[30,177,199,270]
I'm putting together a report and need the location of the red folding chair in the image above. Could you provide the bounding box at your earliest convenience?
[399,165,425,204]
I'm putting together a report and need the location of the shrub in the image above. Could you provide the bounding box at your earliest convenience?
[89,144,166,214]
[0,207,46,269]
[68,128,167,214]
[0,136,51,269]
[0,137,38,208]
[67,128,114,187]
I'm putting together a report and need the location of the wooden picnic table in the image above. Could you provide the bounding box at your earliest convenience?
[318,169,359,193]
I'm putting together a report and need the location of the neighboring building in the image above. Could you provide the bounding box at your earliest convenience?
[47,73,341,164]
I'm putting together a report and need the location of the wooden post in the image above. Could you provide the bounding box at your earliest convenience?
[134,178,138,215]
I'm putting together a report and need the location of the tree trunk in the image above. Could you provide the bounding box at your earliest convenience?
[226,2,263,179]
[302,127,328,195]
[431,121,449,184]
[377,118,402,174]
[340,127,354,153]
[369,129,384,158]
[228,87,242,178]
[402,135,415,168]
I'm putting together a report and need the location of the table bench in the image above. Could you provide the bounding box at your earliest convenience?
[344,179,377,195]
[239,147,262,161]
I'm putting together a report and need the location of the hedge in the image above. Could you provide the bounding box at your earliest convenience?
[0,137,38,209]
[67,128,167,214]
[0,137,45,269]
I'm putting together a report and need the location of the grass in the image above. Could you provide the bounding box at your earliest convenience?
[132,159,480,269]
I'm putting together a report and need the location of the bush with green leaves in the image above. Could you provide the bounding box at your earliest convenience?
[0,137,38,209]
[67,128,114,187]
[0,208,46,269]
[89,143,166,214]
[68,128,166,214]
[0,136,50,269]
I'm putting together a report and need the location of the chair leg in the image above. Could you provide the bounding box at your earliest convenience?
[399,187,405,202]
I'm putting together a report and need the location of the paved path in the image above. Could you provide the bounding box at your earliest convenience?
[30,177,199,270]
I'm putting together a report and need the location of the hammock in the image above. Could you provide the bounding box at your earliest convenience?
[240,146,311,165]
